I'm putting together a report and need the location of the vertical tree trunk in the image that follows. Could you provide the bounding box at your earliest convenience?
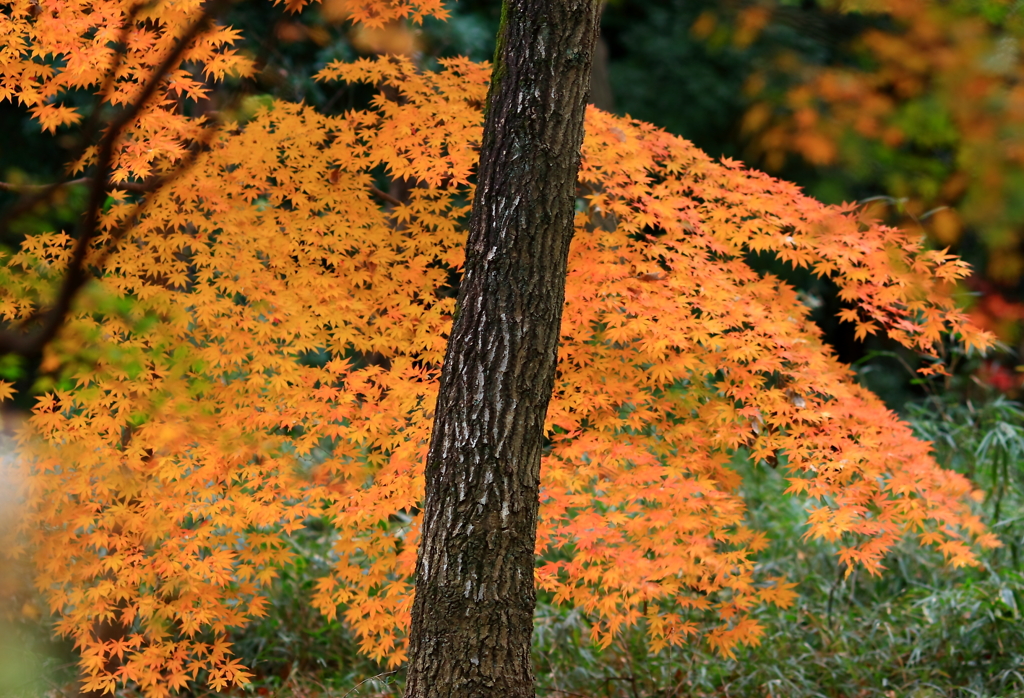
[589,36,615,112]
[404,2,601,697]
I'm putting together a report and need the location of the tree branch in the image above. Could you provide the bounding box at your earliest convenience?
[369,184,404,207]
[0,1,155,233]
[0,0,229,358]
[0,177,155,194]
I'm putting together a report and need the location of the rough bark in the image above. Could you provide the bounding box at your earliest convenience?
[403,2,601,697]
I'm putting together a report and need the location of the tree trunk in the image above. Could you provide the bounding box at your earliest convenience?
[403,2,601,697]
[589,34,615,112]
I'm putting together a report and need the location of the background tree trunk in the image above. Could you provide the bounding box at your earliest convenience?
[403,2,601,696]
[589,34,615,112]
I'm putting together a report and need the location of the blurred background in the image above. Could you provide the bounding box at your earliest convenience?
[4,0,1024,695]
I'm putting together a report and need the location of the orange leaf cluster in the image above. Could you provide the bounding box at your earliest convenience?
[307,0,447,27]
[0,1,998,694]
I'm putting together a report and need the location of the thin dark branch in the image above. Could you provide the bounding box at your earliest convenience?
[322,84,348,113]
[0,0,228,358]
[370,184,403,207]
[0,4,145,231]
[0,177,155,194]
[338,670,399,698]
[76,0,227,243]
[77,3,148,153]
[826,560,848,629]
[12,125,219,338]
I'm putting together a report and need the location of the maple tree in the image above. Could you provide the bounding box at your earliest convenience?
[0,0,1002,695]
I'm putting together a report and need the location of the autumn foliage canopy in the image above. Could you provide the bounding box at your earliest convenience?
[0,0,1001,694]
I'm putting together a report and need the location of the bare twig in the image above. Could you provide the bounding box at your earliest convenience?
[826,559,848,629]
[338,670,399,698]
[370,184,404,207]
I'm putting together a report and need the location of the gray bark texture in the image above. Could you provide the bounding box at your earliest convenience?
[403,2,601,697]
